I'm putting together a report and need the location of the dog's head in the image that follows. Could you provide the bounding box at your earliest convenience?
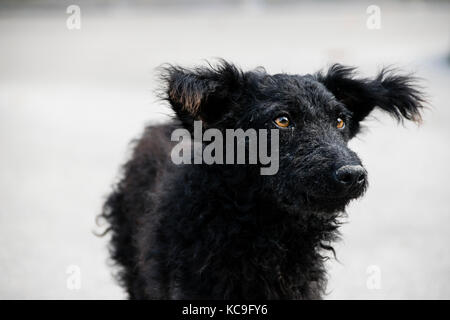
[163,60,425,214]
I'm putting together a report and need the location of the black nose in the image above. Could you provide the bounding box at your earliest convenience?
[335,165,367,187]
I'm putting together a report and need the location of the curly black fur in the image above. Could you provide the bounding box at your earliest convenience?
[101,60,425,299]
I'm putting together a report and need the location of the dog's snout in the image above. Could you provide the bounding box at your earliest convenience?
[335,165,367,187]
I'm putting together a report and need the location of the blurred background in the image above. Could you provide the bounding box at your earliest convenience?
[0,0,449,299]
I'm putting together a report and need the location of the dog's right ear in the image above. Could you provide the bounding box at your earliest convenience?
[161,61,244,130]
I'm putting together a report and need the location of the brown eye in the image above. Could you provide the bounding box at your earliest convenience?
[274,116,290,128]
[336,117,345,129]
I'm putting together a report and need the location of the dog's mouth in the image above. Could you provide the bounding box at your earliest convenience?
[305,174,368,204]
[301,187,366,213]
[270,174,368,214]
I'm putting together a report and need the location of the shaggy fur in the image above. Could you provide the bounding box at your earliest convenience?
[101,60,425,299]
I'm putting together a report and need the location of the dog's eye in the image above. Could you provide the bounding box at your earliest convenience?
[336,117,345,129]
[274,116,290,128]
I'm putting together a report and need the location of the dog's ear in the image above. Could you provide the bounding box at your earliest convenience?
[161,60,244,130]
[316,64,426,136]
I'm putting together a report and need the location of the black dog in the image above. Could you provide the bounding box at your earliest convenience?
[101,61,424,299]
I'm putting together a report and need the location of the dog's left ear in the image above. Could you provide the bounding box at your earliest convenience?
[316,64,426,135]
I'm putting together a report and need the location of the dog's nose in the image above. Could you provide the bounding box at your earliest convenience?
[335,165,367,187]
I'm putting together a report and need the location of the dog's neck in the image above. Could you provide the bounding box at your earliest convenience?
[165,163,340,299]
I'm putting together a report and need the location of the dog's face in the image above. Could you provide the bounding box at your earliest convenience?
[164,61,424,213]
[244,74,368,213]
